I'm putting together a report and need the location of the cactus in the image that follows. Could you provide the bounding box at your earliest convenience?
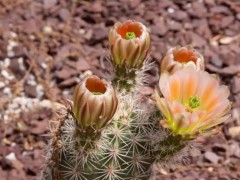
[42,20,231,180]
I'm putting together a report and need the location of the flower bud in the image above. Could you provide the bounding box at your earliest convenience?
[109,20,150,69]
[153,69,231,137]
[73,75,118,131]
[161,46,204,73]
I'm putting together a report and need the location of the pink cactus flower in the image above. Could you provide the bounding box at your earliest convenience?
[153,68,231,136]
[109,20,150,69]
[161,46,204,73]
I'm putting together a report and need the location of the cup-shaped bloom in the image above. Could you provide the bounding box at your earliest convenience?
[161,46,204,73]
[73,75,118,130]
[109,20,150,69]
[153,68,231,136]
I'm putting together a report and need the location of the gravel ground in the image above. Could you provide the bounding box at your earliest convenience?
[0,0,240,179]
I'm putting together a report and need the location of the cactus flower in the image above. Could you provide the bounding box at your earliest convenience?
[154,68,231,136]
[161,46,204,73]
[109,20,150,69]
[73,75,118,130]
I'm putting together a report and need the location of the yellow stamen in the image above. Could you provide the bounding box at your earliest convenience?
[188,96,200,109]
[125,32,136,40]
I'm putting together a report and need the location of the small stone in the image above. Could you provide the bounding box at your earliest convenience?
[151,23,168,36]
[167,20,183,31]
[0,82,5,88]
[204,151,221,164]
[24,84,37,98]
[3,87,11,95]
[237,13,240,20]
[228,126,240,138]
[221,16,234,28]
[55,67,77,79]
[167,7,175,14]
[6,153,23,170]
[7,51,15,57]
[86,1,103,13]
[173,10,188,21]
[59,8,70,22]
[36,84,44,99]
[206,64,240,75]
[190,32,207,47]
[43,26,53,34]
[232,76,240,94]
[159,168,168,175]
[208,167,214,172]
[59,77,78,88]
[210,57,223,68]
[92,26,107,41]
[76,58,91,71]
[1,70,14,80]
[219,36,236,44]
[210,6,230,14]
[232,108,240,123]
[6,152,16,161]
[229,142,240,158]
[43,0,57,9]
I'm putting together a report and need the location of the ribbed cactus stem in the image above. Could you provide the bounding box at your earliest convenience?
[112,66,137,90]
[75,126,102,152]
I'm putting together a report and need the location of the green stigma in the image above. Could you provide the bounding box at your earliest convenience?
[188,96,200,109]
[125,32,136,40]
[92,92,103,95]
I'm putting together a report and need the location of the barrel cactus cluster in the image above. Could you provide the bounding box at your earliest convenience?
[42,20,231,180]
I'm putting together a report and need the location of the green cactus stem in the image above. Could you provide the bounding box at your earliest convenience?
[112,66,137,91]
[153,134,191,161]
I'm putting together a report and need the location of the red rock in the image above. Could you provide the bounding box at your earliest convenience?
[24,84,37,98]
[76,58,91,71]
[232,76,240,94]
[204,151,221,164]
[43,0,57,9]
[190,32,207,47]
[55,67,78,79]
[151,22,168,36]
[221,16,234,28]
[59,8,70,22]
[59,77,78,88]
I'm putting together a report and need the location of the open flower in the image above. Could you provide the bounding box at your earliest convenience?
[161,46,204,73]
[73,75,118,131]
[109,20,150,69]
[153,68,231,136]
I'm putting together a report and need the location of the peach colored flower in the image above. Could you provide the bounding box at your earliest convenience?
[161,46,204,73]
[109,20,150,69]
[73,75,118,130]
[154,68,231,136]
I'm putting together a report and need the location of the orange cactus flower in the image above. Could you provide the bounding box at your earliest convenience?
[161,46,204,73]
[73,75,118,131]
[109,20,150,69]
[154,68,231,136]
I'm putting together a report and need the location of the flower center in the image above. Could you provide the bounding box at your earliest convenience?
[86,77,107,95]
[117,21,142,39]
[174,49,198,63]
[125,32,136,40]
[188,96,200,109]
